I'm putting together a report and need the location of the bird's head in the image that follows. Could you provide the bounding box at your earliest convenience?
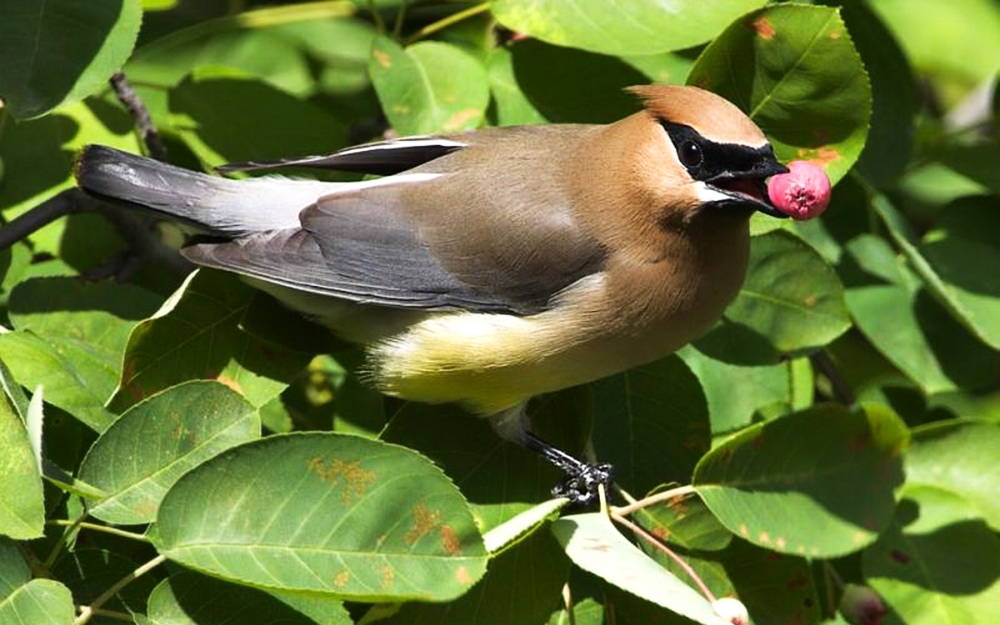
[627,84,789,221]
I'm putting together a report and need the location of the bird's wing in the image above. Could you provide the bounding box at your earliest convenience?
[215,136,468,176]
[184,127,607,314]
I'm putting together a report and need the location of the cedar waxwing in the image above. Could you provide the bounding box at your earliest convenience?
[76,85,790,503]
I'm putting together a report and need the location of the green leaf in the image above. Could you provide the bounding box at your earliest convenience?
[846,285,955,395]
[840,1,917,187]
[369,37,490,135]
[725,230,851,356]
[0,367,44,539]
[146,570,352,625]
[379,529,570,625]
[905,420,1000,531]
[0,538,31,598]
[483,498,568,555]
[168,70,348,166]
[52,548,159,617]
[694,404,907,557]
[111,270,310,411]
[869,0,1000,95]
[506,39,647,124]
[0,579,75,625]
[862,486,1000,625]
[634,490,733,552]
[7,277,163,403]
[551,512,729,625]
[486,47,546,126]
[0,99,140,256]
[492,0,766,56]
[153,432,487,601]
[688,4,871,185]
[591,356,710,494]
[0,331,115,431]
[871,192,1000,351]
[680,346,798,433]
[381,402,558,534]
[0,0,141,118]
[79,381,260,525]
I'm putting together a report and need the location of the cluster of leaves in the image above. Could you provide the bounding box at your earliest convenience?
[0,1,998,624]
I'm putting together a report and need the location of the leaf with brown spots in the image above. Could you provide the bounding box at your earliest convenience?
[694,404,907,557]
[153,432,486,602]
[369,36,489,136]
[79,381,259,525]
[689,4,871,185]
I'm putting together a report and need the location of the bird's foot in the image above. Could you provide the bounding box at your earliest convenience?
[521,431,614,507]
[551,461,614,507]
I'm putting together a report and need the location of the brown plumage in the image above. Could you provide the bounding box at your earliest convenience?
[75,84,788,500]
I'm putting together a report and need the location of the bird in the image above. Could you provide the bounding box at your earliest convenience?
[75,84,789,503]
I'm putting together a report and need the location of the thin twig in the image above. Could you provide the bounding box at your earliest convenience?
[109,71,167,161]
[0,190,81,251]
[367,0,387,33]
[75,554,166,625]
[47,520,150,543]
[610,510,717,604]
[810,351,856,405]
[404,2,491,44]
[612,484,696,518]
[392,0,408,39]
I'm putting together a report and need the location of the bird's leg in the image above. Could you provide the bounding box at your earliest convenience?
[489,405,613,507]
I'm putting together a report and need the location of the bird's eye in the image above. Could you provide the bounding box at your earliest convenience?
[679,141,703,167]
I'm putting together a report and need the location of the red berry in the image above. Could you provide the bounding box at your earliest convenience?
[767,160,831,220]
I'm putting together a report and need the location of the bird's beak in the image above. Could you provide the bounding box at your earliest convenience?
[706,157,790,218]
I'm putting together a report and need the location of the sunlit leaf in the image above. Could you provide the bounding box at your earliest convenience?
[905,419,1000,530]
[688,4,871,184]
[493,0,766,56]
[552,512,729,625]
[111,270,309,412]
[726,230,851,355]
[79,381,260,525]
[0,364,44,539]
[154,433,486,601]
[863,486,1000,625]
[370,37,489,136]
[694,404,907,557]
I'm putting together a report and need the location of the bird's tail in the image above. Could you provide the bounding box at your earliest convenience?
[74,145,337,237]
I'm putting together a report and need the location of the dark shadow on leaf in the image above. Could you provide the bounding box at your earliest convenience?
[510,39,646,124]
[878,509,1000,595]
[915,288,1000,390]
[692,318,780,366]
[166,569,333,624]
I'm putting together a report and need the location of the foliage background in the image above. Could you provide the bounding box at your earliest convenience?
[0,1,998,624]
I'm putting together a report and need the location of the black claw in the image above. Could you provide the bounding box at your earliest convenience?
[551,462,614,506]
[521,431,614,506]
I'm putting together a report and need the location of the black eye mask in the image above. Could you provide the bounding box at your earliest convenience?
[660,122,781,183]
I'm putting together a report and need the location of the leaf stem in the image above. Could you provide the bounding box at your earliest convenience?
[367,0,387,34]
[612,484,696,518]
[610,509,717,604]
[48,520,151,543]
[404,2,490,44]
[74,554,166,625]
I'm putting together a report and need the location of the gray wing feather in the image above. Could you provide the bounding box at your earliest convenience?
[216,137,467,176]
[187,126,607,315]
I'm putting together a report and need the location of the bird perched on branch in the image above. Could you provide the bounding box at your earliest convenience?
[76,84,792,503]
